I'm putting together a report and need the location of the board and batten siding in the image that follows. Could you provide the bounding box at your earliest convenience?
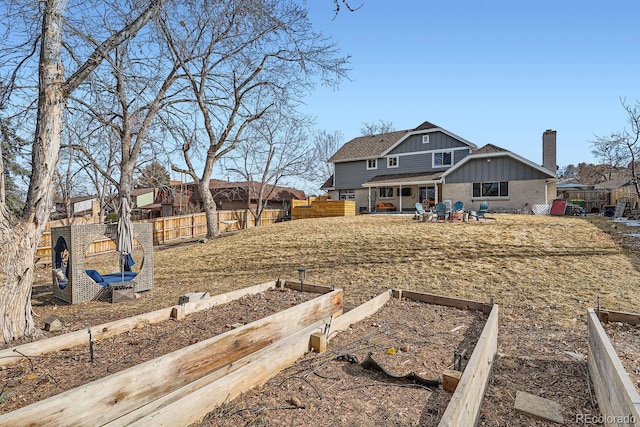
[333,146,472,191]
[445,156,550,183]
[387,131,471,156]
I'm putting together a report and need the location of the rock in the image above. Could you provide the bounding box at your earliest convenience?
[288,396,304,408]
[43,315,62,332]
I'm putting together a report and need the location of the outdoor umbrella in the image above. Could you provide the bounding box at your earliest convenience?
[116,197,134,279]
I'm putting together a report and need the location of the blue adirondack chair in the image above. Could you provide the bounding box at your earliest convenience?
[471,201,489,221]
[434,203,448,221]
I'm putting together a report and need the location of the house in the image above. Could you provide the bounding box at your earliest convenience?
[182,179,306,212]
[593,175,639,210]
[51,195,101,220]
[322,121,557,213]
[132,184,196,219]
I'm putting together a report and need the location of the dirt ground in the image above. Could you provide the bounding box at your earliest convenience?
[198,297,485,427]
[3,214,640,425]
[603,321,640,393]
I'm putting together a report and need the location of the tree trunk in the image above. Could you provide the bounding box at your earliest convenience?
[198,179,219,239]
[0,0,66,343]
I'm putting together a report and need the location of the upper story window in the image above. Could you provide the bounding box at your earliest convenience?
[473,181,509,198]
[422,135,430,144]
[387,156,398,168]
[367,159,377,170]
[433,151,453,167]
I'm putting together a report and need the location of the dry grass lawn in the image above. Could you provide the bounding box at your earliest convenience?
[28,213,640,335]
[150,214,640,326]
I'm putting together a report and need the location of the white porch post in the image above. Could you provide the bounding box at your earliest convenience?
[399,185,403,212]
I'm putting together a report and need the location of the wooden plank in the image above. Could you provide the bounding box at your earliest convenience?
[0,290,343,426]
[0,307,174,368]
[598,309,640,326]
[329,290,392,333]
[125,319,330,427]
[283,280,333,294]
[401,290,489,313]
[439,304,499,427]
[514,390,564,423]
[125,290,390,427]
[105,318,331,426]
[183,281,276,315]
[587,309,640,426]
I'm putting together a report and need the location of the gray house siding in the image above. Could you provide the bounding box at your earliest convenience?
[333,133,473,190]
[387,132,470,156]
[445,156,550,183]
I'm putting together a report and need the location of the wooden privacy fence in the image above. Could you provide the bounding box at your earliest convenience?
[36,209,285,264]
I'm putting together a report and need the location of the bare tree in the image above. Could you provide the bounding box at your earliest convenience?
[591,135,628,181]
[593,98,640,200]
[360,119,394,136]
[310,129,343,186]
[65,24,185,208]
[164,0,349,238]
[224,113,313,224]
[0,0,166,343]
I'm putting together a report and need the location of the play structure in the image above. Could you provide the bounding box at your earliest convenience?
[50,223,153,304]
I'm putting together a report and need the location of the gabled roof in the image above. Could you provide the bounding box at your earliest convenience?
[440,144,556,179]
[329,120,476,163]
[593,177,634,189]
[472,143,508,154]
[320,175,334,190]
[210,180,306,201]
[328,129,411,163]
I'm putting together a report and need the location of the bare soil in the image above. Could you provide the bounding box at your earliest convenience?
[603,321,640,393]
[198,298,485,427]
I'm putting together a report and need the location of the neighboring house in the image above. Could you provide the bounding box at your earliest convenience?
[322,121,557,213]
[132,185,195,219]
[593,175,639,209]
[183,179,306,212]
[51,195,100,219]
[131,187,162,219]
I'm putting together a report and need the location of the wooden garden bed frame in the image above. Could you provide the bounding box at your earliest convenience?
[587,308,640,427]
[0,285,498,426]
[0,280,281,368]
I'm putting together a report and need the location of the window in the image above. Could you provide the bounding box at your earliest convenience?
[422,135,430,144]
[379,187,394,198]
[387,157,398,168]
[397,187,411,197]
[473,181,509,198]
[433,151,453,167]
[366,159,377,170]
[339,190,356,200]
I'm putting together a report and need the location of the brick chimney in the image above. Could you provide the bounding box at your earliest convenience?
[542,129,557,172]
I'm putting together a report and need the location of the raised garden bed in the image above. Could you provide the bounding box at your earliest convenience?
[588,308,640,426]
[197,289,498,427]
[0,282,343,425]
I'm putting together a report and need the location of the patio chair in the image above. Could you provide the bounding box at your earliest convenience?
[415,202,433,222]
[453,201,464,212]
[434,203,448,221]
[471,201,489,221]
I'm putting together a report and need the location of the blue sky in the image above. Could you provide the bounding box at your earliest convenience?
[302,0,640,169]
